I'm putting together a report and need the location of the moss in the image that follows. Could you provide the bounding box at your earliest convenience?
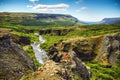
[72,72,82,80]
[0,71,6,76]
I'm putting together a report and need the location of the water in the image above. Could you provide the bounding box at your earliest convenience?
[39,35,46,43]
[31,35,47,64]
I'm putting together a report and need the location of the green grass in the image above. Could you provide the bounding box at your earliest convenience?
[85,61,120,80]
[41,34,64,51]
[66,23,120,37]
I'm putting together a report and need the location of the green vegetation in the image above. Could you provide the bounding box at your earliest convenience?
[12,31,39,43]
[66,23,120,37]
[72,72,82,80]
[85,61,120,80]
[41,35,64,51]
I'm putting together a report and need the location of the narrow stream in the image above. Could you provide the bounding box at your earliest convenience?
[31,35,47,64]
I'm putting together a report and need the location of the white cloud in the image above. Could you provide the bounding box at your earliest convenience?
[29,0,38,3]
[76,7,87,12]
[75,0,83,4]
[27,3,69,12]
[27,5,33,8]
[80,7,87,10]
[33,3,69,9]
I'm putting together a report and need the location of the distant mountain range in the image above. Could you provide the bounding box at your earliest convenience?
[99,18,120,24]
[85,18,120,24]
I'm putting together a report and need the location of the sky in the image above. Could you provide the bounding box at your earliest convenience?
[0,0,120,21]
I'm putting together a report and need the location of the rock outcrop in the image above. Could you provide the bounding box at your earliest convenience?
[98,33,120,66]
[48,45,91,80]
[21,60,72,80]
[0,35,36,80]
[0,28,31,46]
[10,34,31,45]
[48,33,120,66]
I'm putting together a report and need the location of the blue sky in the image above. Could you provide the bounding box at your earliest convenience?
[0,0,120,21]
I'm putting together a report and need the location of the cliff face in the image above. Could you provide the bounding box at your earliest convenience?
[0,35,36,80]
[98,33,120,66]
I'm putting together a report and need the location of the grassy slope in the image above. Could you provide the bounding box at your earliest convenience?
[86,61,120,80]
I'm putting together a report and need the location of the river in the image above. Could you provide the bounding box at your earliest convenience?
[31,35,47,64]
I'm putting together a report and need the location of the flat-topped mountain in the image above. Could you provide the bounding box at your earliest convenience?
[0,12,84,26]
